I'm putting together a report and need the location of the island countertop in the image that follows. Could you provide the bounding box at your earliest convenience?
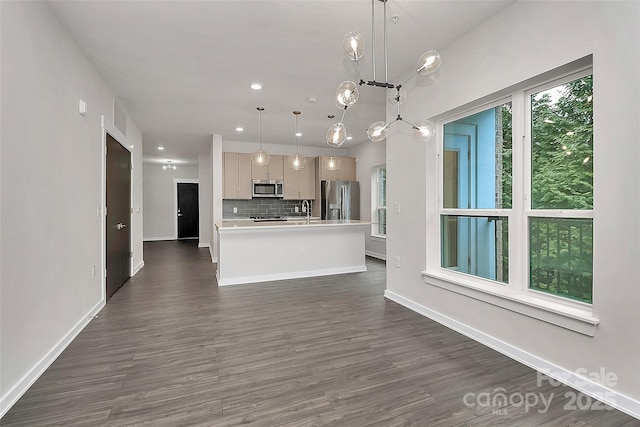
[215,219,370,286]
[216,219,370,232]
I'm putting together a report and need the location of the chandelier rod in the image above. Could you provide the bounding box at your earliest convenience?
[371,0,376,82]
[383,0,388,84]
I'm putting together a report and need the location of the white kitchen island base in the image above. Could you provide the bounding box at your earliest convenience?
[215,220,369,286]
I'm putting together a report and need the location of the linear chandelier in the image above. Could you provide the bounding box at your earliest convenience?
[326,0,441,147]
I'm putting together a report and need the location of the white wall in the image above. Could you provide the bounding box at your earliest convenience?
[142,164,198,241]
[347,141,386,260]
[212,135,223,262]
[386,0,640,416]
[0,1,143,415]
[198,151,212,249]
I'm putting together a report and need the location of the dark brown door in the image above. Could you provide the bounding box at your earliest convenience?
[106,133,131,299]
[177,182,199,239]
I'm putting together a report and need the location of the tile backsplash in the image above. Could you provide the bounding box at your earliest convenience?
[223,198,312,219]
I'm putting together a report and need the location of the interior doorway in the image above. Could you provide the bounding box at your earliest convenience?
[174,179,199,240]
[105,133,132,299]
[177,182,199,239]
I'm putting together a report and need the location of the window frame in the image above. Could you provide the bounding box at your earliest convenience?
[371,164,387,238]
[424,65,598,335]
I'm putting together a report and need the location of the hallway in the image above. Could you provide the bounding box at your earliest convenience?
[2,241,638,426]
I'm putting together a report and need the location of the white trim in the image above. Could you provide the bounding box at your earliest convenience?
[143,236,176,242]
[365,250,386,261]
[198,243,210,249]
[133,261,145,275]
[383,290,640,420]
[209,246,216,264]
[173,178,199,239]
[0,300,104,418]
[422,270,598,336]
[217,265,367,286]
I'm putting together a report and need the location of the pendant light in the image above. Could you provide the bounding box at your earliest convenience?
[287,111,307,171]
[326,108,348,148]
[330,0,441,143]
[324,115,342,171]
[251,107,270,166]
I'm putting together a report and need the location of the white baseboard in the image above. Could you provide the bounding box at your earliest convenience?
[384,290,640,421]
[143,237,175,242]
[133,261,144,275]
[198,242,210,248]
[0,299,105,419]
[218,265,367,286]
[209,246,216,263]
[365,250,386,261]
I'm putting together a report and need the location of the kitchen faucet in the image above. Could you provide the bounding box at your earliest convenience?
[302,200,311,224]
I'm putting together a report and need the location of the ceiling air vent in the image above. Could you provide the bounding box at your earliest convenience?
[113,99,127,136]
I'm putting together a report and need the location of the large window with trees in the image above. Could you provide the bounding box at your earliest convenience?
[438,69,593,305]
[528,74,593,303]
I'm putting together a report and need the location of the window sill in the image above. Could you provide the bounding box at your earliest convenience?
[421,270,599,336]
[370,234,386,242]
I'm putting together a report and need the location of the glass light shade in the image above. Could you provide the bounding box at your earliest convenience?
[413,120,436,141]
[416,50,441,76]
[326,122,347,148]
[251,149,270,166]
[323,156,342,171]
[287,153,307,171]
[367,121,389,142]
[343,31,364,61]
[336,81,359,109]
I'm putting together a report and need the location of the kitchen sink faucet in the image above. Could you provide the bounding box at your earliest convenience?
[302,200,311,224]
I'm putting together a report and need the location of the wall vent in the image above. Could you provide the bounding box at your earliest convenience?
[113,99,127,136]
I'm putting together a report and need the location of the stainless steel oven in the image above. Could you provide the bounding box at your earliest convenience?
[252,179,283,198]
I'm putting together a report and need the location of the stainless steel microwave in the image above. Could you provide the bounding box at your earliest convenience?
[252,179,283,198]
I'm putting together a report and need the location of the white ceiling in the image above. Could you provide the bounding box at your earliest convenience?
[47,0,514,164]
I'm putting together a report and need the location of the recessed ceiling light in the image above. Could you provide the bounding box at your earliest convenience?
[346,136,353,140]
[157,146,165,150]
[250,83,262,90]
[295,132,302,137]
[307,97,317,103]
[236,127,244,132]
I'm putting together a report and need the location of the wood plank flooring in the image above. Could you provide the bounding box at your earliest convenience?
[2,240,639,426]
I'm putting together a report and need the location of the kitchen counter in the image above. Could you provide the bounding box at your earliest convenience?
[217,219,369,231]
[215,219,370,286]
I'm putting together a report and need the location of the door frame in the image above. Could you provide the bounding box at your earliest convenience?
[101,116,134,302]
[173,178,199,240]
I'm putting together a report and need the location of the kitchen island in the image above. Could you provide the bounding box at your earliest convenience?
[215,219,370,286]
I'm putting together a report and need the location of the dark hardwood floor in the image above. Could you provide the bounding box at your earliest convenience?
[2,240,639,426]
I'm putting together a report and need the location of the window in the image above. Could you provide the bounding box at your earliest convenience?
[441,102,512,283]
[528,75,593,303]
[437,70,593,305]
[372,165,386,236]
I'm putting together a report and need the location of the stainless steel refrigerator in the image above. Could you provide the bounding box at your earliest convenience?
[320,180,360,220]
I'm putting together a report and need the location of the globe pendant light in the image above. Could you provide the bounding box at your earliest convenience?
[326,111,347,148]
[367,121,389,143]
[336,81,359,109]
[287,111,307,171]
[329,0,442,143]
[251,107,270,166]
[324,115,342,171]
[413,120,436,140]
